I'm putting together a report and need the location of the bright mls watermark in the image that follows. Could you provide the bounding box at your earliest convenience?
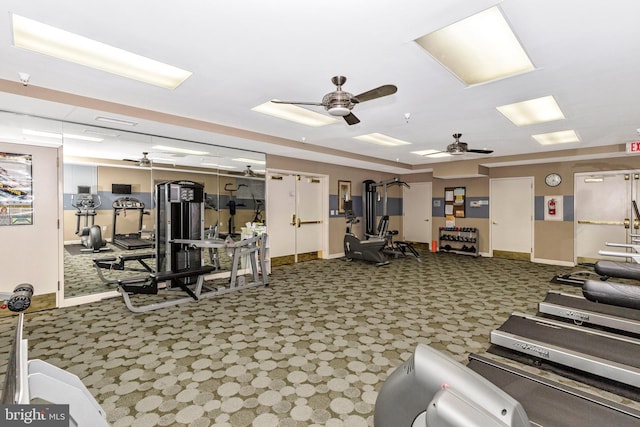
[0,405,69,426]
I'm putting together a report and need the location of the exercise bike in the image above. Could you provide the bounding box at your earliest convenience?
[71,190,109,253]
[343,200,388,266]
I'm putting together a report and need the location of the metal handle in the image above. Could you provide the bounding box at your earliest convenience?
[634,219,640,230]
[297,218,322,227]
[577,220,626,226]
[625,218,630,229]
[290,214,296,226]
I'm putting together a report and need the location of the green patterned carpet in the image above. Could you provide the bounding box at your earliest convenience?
[1,252,637,426]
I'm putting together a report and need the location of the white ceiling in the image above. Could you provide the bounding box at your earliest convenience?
[1,0,640,174]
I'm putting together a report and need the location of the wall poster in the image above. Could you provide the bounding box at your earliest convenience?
[0,152,33,225]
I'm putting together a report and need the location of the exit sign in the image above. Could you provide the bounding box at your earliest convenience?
[627,141,640,153]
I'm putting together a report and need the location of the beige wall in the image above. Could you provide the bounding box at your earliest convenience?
[267,155,399,255]
[270,154,640,261]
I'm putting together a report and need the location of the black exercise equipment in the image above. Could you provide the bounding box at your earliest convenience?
[225,183,247,236]
[539,290,640,336]
[116,180,269,312]
[112,196,153,250]
[93,252,155,285]
[490,312,640,397]
[583,279,640,310]
[343,200,388,266]
[364,177,419,259]
[70,188,109,253]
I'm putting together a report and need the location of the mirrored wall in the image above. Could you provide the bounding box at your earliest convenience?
[0,111,266,302]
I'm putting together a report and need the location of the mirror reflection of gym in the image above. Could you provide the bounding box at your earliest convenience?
[61,123,266,302]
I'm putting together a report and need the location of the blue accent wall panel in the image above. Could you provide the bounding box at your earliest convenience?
[535,196,544,221]
[465,197,489,218]
[330,195,362,217]
[433,198,445,217]
[563,195,574,221]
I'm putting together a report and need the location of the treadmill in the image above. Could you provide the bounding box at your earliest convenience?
[112,197,154,250]
[467,353,640,427]
[538,290,640,336]
[490,312,640,397]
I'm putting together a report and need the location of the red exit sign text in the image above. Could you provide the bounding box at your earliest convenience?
[626,141,640,153]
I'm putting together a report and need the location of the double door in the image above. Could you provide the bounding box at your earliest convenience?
[267,172,326,263]
[575,171,640,263]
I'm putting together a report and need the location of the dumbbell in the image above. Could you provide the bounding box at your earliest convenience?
[2,283,34,312]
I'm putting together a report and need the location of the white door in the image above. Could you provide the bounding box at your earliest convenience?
[266,174,296,258]
[296,176,323,255]
[403,182,432,243]
[490,177,534,259]
[0,143,61,304]
[575,171,638,262]
[266,171,326,262]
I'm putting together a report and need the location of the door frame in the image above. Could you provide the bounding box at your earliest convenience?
[266,168,329,260]
[489,176,534,261]
[573,169,638,264]
[402,181,432,244]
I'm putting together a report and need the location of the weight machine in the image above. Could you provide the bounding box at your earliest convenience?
[116,180,268,313]
[364,178,419,258]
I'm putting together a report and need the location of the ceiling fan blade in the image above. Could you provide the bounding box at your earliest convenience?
[271,100,324,106]
[343,112,360,125]
[352,85,397,103]
[467,149,494,154]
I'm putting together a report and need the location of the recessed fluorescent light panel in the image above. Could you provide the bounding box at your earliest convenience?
[532,130,580,145]
[12,14,192,89]
[426,152,452,158]
[414,6,534,85]
[411,149,441,156]
[152,145,209,155]
[95,116,138,126]
[353,133,412,147]
[232,158,266,165]
[252,101,337,127]
[23,129,103,142]
[497,96,565,126]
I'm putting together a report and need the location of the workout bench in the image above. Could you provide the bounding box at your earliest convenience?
[93,252,155,285]
[117,234,269,313]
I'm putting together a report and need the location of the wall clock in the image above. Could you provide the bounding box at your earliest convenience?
[545,173,562,187]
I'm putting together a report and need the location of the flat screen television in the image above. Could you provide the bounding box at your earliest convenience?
[112,183,132,194]
[77,185,91,194]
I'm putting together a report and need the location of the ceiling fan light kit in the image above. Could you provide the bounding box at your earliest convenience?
[271,75,397,125]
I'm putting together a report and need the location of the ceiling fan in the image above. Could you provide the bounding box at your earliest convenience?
[271,75,397,125]
[123,152,152,167]
[447,133,493,155]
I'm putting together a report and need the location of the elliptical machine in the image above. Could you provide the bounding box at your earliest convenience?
[71,187,109,253]
[343,200,388,266]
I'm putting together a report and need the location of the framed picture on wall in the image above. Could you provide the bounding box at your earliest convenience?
[338,180,351,214]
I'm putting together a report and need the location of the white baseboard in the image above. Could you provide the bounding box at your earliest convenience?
[327,252,345,259]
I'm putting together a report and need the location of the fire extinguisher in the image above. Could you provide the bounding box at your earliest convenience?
[548,198,556,215]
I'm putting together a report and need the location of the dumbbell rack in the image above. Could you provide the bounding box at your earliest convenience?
[438,227,479,257]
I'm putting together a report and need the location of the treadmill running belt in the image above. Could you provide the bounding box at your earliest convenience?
[543,292,640,321]
[468,354,640,427]
[497,314,640,369]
